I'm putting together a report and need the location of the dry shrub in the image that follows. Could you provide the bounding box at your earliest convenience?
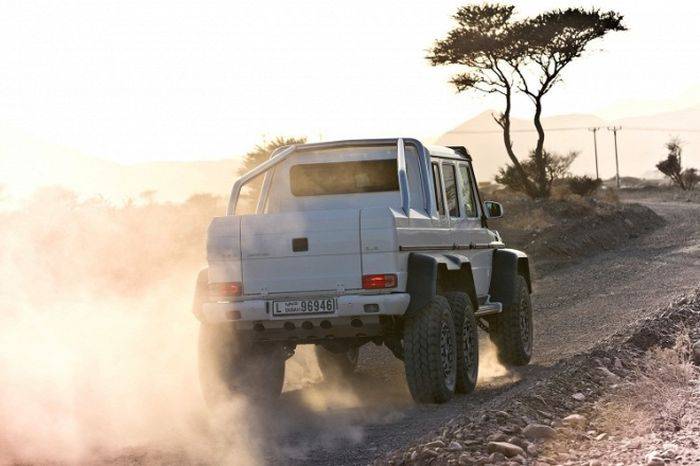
[495,149,578,198]
[567,175,603,196]
[598,331,699,436]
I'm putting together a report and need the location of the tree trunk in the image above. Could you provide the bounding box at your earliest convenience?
[532,98,549,198]
[675,172,687,191]
[498,91,538,198]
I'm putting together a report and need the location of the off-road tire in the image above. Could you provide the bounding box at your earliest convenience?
[442,292,479,393]
[198,323,285,406]
[314,345,359,381]
[403,295,457,404]
[489,275,533,366]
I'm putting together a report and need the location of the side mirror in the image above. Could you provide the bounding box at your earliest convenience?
[483,201,503,219]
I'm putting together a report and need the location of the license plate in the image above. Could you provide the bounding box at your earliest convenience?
[273,298,337,316]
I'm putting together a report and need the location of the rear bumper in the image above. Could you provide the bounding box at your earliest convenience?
[200,292,410,323]
[200,293,410,342]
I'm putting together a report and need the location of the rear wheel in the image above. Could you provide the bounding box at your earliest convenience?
[198,323,286,406]
[403,295,457,404]
[488,275,533,366]
[314,345,359,380]
[442,292,479,393]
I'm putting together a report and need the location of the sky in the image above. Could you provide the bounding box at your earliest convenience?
[1,0,700,164]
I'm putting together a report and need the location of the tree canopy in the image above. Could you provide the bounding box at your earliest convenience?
[238,136,307,176]
[429,4,625,198]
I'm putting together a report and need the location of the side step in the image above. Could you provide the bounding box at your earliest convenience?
[474,302,502,317]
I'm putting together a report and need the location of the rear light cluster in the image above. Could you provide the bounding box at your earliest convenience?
[362,274,397,289]
[209,282,242,298]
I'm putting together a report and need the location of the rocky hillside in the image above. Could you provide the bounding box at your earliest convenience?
[486,193,665,275]
[379,290,700,466]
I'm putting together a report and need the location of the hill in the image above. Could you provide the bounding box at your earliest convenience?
[437,106,700,183]
[3,104,699,202]
[0,127,242,203]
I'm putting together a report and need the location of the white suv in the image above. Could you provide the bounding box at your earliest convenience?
[193,138,533,404]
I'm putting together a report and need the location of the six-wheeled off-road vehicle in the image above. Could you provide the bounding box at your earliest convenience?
[192,138,533,404]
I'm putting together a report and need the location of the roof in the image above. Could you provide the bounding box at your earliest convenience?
[288,138,471,161]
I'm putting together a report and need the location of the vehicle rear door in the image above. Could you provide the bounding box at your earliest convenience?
[241,209,362,294]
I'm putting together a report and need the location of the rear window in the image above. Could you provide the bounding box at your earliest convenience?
[290,159,399,196]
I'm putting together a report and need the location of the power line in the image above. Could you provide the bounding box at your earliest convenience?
[449,126,700,134]
[450,127,587,134]
[623,127,700,133]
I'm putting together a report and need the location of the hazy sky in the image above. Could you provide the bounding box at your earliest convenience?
[1,0,699,163]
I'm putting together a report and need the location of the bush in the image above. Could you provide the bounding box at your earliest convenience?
[656,137,698,191]
[567,175,603,196]
[682,168,699,191]
[495,149,577,197]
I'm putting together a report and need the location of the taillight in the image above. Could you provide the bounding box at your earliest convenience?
[209,282,242,298]
[362,274,397,289]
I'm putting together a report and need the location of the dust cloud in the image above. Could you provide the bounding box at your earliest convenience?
[0,187,511,465]
[477,338,512,383]
[0,189,264,465]
[0,188,372,465]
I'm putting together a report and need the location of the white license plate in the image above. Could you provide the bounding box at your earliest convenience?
[273,298,337,316]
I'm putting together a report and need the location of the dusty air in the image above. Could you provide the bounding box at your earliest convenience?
[1,2,699,466]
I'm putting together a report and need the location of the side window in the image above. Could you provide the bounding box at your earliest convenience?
[458,164,478,218]
[404,145,426,212]
[443,164,460,218]
[431,162,444,216]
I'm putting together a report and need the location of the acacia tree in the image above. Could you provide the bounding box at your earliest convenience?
[513,8,625,196]
[429,4,625,198]
[428,4,538,196]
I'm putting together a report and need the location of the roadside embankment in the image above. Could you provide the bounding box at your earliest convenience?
[487,193,665,275]
[378,290,700,465]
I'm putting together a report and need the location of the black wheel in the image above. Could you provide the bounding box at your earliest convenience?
[489,275,533,366]
[403,295,457,404]
[314,345,359,380]
[442,292,479,393]
[198,323,285,406]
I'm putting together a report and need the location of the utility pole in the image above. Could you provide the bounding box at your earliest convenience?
[607,126,622,188]
[588,127,600,179]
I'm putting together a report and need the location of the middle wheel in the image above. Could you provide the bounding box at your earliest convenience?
[442,291,479,393]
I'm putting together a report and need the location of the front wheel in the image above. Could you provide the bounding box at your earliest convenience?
[403,295,457,404]
[198,323,286,406]
[488,275,533,366]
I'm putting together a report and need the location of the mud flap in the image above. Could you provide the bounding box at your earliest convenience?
[489,249,531,308]
[406,252,477,314]
[406,254,439,313]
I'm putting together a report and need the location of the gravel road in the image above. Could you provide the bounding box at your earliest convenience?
[259,200,700,466]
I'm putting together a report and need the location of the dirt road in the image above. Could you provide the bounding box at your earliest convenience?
[259,200,700,466]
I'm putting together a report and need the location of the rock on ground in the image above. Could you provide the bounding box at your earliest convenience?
[487,441,526,458]
[522,424,557,440]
